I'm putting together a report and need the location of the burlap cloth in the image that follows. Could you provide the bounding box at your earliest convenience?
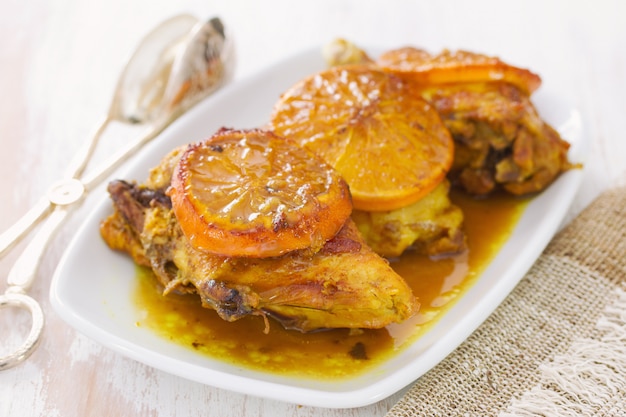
[386,186,626,417]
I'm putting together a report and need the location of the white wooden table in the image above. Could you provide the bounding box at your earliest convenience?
[1,1,625,415]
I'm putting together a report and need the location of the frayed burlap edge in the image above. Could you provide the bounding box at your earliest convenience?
[385,186,626,417]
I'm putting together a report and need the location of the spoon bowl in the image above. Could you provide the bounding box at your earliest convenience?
[110,14,200,125]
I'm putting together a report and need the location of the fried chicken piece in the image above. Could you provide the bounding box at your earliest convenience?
[420,82,574,195]
[374,46,576,196]
[352,180,465,258]
[100,160,418,332]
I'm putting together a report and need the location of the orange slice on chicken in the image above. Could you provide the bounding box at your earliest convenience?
[377,47,542,95]
[169,128,352,258]
[270,65,454,212]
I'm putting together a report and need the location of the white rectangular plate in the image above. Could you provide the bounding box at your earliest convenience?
[50,47,586,409]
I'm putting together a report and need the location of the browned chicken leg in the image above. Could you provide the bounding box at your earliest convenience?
[100,149,418,332]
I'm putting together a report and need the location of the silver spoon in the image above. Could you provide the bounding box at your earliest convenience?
[0,15,234,370]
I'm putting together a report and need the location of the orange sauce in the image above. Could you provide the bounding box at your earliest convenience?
[133,190,528,380]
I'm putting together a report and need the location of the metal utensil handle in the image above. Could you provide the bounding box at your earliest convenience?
[0,120,159,371]
[0,207,70,370]
[7,208,71,290]
[64,115,111,180]
[80,121,168,190]
[0,196,52,258]
[0,291,44,371]
[0,116,110,260]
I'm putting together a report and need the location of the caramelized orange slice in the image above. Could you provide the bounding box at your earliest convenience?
[169,128,352,258]
[270,65,454,212]
[378,47,542,95]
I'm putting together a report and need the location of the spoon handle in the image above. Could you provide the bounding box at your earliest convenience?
[7,207,70,290]
[64,115,111,180]
[0,196,52,258]
[0,117,110,259]
[80,121,167,191]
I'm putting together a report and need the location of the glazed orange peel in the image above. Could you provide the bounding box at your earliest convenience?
[377,47,542,95]
[270,65,454,212]
[169,128,352,258]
